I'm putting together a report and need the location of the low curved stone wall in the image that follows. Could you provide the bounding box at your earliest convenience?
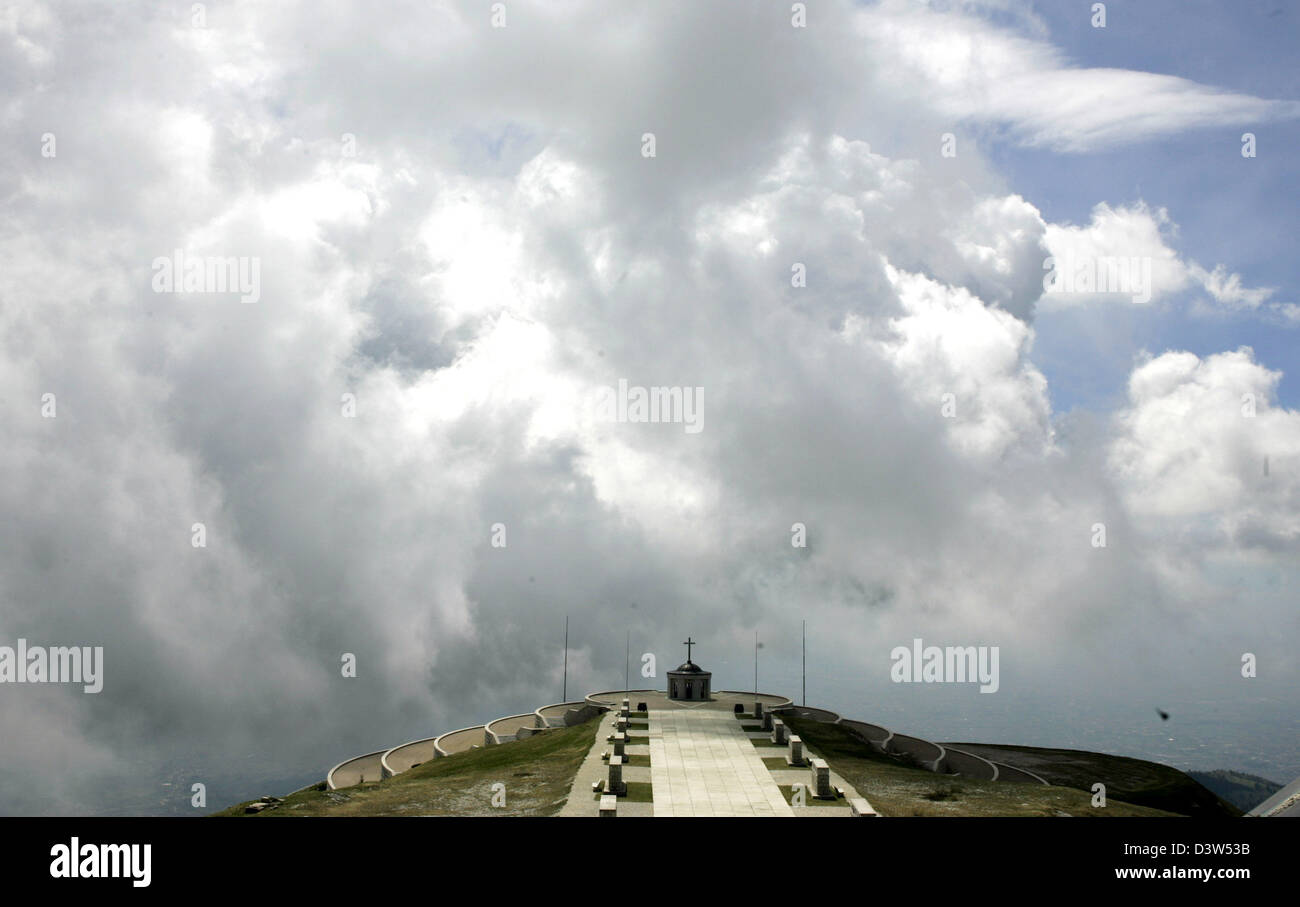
[535,700,591,727]
[485,713,537,745]
[563,704,604,726]
[585,689,793,710]
[838,718,893,753]
[585,689,656,707]
[774,705,1036,786]
[381,736,441,778]
[773,708,899,758]
[326,749,389,790]
[329,705,606,790]
[887,733,946,771]
[322,692,1048,794]
[717,690,794,709]
[433,725,486,758]
[938,746,998,780]
[776,705,841,723]
[990,762,1049,785]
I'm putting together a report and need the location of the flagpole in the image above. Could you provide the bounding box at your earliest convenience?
[802,619,806,706]
[562,615,569,702]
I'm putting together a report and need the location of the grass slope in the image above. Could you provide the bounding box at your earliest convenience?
[779,716,1181,817]
[214,720,599,817]
[1185,770,1280,813]
[947,742,1241,818]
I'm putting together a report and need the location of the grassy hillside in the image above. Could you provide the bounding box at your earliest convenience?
[781,716,1183,817]
[1187,769,1281,813]
[216,710,1245,818]
[213,720,599,817]
[947,742,1241,817]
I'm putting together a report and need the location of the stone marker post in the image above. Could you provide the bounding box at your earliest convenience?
[771,718,788,745]
[786,735,806,766]
[608,755,627,795]
[810,757,833,799]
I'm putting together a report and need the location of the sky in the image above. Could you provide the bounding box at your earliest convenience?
[1,0,1297,815]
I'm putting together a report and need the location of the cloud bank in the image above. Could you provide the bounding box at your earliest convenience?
[1,0,1296,813]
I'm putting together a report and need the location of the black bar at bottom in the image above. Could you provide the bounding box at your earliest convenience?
[1,816,1286,894]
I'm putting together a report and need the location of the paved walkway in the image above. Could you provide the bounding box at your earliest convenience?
[559,706,874,817]
[649,709,794,817]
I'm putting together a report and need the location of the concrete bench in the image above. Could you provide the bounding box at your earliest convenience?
[599,794,618,817]
[849,797,879,817]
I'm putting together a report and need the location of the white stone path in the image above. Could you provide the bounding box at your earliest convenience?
[649,708,794,817]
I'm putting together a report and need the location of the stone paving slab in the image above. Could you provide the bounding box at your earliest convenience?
[561,707,875,818]
[649,709,794,817]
